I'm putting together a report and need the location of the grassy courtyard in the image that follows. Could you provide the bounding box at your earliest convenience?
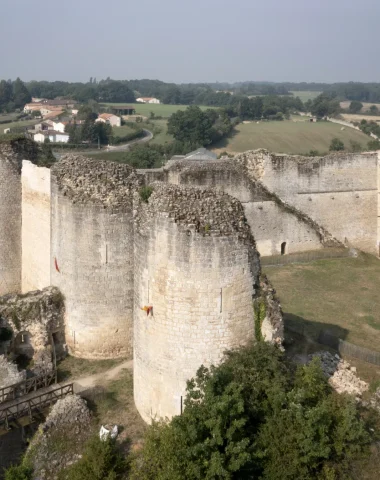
[265,253,380,352]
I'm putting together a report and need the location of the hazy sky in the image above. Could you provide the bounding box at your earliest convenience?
[1,0,379,83]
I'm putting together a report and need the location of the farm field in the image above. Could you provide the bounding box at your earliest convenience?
[340,101,380,112]
[112,124,137,137]
[341,113,380,123]
[0,118,38,134]
[102,103,214,118]
[213,119,370,155]
[265,253,380,353]
[290,90,322,102]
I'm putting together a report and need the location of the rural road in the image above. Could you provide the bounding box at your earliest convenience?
[53,128,153,159]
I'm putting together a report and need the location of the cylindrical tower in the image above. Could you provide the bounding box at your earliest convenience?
[134,183,261,423]
[0,141,23,295]
[51,156,140,359]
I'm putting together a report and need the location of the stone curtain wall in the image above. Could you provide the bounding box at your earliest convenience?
[133,184,260,422]
[159,159,325,257]
[0,145,22,295]
[22,161,51,292]
[50,156,140,359]
[237,150,378,254]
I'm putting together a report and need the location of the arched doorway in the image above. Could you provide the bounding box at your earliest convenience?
[281,242,287,255]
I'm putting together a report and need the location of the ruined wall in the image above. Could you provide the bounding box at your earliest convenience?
[0,144,22,295]
[22,161,51,292]
[0,286,65,372]
[51,156,140,359]
[134,184,261,422]
[236,150,378,253]
[161,159,324,256]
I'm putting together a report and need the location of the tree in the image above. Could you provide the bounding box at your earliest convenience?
[349,140,362,152]
[349,101,363,113]
[329,137,345,151]
[167,106,214,146]
[369,105,379,114]
[12,78,31,108]
[131,343,373,480]
[368,139,380,151]
[0,79,13,111]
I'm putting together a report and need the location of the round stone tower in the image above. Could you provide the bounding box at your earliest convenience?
[134,183,261,423]
[51,155,140,359]
[0,139,28,295]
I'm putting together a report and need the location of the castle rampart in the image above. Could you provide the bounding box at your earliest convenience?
[22,160,51,292]
[50,156,140,358]
[133,183,261,422]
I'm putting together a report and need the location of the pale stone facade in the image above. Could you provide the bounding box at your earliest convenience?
[50,156,140,359]
[22,161,51,292]
[133,184,260,422]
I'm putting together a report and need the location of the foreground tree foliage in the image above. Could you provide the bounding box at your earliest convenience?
[130,343,373,480]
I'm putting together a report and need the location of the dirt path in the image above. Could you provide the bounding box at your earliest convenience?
[72,360,133,394]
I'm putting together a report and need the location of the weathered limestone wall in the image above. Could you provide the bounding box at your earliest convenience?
[50,156,140,359]
[134,184,260,422]
[236,150,378,253]
[22,161,51,292]
[0,145,22,295]
[244,201,322,256]
[161,159,324,256]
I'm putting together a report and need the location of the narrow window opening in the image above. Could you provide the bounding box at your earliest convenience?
[281,242,287,255]
[220,288,223,313]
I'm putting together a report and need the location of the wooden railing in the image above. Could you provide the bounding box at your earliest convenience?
[0,383,73,429]
[0,370,57,404]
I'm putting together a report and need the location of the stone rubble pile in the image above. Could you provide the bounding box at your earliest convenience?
[25,394,92,479]
[309,351,368,396]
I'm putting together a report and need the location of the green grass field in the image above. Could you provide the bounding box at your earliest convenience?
[215,119,370,155]
[265,254,380,352]
[0,118,38,134]
[102,103,214,118]
[290,90,322,102]
[112,124,137,137]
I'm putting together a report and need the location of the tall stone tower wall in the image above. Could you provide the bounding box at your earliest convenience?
[134,184,260,422]
[50,156,140,358]
[0,144,22,295]
[22,160,51,292]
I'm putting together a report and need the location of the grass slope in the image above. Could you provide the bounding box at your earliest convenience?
[265,253,380,352]
[290,90,322,102]
[215,119,370,154]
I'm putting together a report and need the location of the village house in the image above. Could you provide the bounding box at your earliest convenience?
[33,130,69,143]
[136,97,160,104]
[95,113,121,127]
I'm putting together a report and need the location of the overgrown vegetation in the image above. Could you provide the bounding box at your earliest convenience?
[59,437,128,480]
[139,186,153,203]
[254,298,266,341]
[130,342,376,479]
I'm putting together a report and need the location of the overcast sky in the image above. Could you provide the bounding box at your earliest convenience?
[1,0,379,84]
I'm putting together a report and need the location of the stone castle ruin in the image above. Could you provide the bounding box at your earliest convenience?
[0,138,379,422]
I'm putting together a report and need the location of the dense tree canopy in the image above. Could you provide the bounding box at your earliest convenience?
[131,343,374,480]
[0,78,31,112]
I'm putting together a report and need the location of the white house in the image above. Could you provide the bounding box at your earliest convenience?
[53,121,66,133]
[136,97,160,104]
[95,113,121,127]
[34,131,69,143]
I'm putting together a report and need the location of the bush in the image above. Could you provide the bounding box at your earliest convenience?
[131,343,374,480]
[60,437,128,480]
[4,465,33,480]
[329,137,345,151]
[368,139,380,151]
[139,186,153,203]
